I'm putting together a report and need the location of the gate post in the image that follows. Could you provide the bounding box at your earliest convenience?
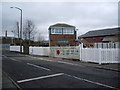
[99,48,101,64]
[79,44,83,61]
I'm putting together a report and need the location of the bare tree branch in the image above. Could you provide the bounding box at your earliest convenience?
[23,19,36,45]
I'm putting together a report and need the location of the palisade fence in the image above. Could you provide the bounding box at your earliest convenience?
[10,46,50,56]
[10,46,24,52]
[10,45,120,64]
[80,48,120,64]
[29,47,50,56]
[93,42,120,48]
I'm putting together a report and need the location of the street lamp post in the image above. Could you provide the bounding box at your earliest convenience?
[10,7,22,53]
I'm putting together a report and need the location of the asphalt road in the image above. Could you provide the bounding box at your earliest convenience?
[2,51,120,89]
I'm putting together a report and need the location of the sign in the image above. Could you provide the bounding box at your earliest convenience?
[58,40,68,43]
[56,50,60,55]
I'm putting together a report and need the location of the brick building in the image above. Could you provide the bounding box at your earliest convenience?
[48,23,77,46]
[78,27,120,44]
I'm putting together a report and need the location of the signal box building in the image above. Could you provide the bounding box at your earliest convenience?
[48,23,77,46]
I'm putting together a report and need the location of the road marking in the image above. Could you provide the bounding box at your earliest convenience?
[10,58,21,62]
[2,55,21,62]
[2,55,7,58]
[57,61,78,66]
[65,74,119,90]
[28,56,84,67]
[17,73,64,83]
[27,63,51,71]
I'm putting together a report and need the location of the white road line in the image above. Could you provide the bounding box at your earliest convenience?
[2,55,21,62]
[28,56,83,67]
[65,74,119,90]
[2,55,7,58]
[17,73,64,83]
[57,61,78,66]
[27,63,51,71]
[10,58,21,62]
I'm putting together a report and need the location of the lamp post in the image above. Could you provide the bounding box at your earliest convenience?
[10,7,22,53]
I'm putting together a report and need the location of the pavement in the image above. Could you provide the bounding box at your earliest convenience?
[2,52,120,89]
[2,72,21,90]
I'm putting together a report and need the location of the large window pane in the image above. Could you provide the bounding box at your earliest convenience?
[63,28,74,34]
[51,28,62,34]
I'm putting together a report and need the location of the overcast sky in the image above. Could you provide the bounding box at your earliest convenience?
[1,1,118,40]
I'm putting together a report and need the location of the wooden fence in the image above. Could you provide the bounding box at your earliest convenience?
[80,48,120,64]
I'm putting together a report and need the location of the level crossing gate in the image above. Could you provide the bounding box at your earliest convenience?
[49,46,80,60]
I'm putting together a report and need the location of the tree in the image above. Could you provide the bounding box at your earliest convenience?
[23,19,36,45]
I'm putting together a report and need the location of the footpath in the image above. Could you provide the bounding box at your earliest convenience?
[2,72,21,90]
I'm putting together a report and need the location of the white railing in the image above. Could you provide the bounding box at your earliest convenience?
[93,42,120,48]
[10,46,23,52]
[29,47,50,56]
[100,48,119,63]
[10,46,120,64]
[80,48,120,64]
[80,48,100,63]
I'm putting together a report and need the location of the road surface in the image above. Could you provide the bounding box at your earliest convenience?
[2,51,120,89]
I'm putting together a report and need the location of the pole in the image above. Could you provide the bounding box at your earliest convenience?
[10,7,23,53]
[16,8,22,53]
[20,9,22,53]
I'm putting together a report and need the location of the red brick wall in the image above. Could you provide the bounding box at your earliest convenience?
[50,34,76,46]
[83,37,103,43]
[2,37,13,44]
